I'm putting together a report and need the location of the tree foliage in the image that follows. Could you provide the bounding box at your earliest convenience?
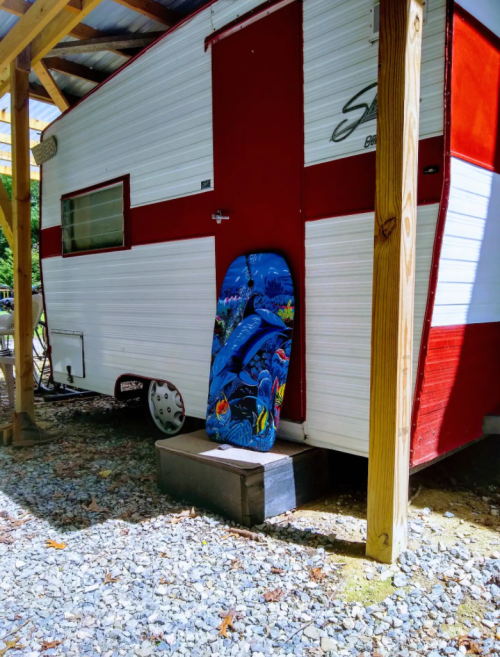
[0,174,40,288]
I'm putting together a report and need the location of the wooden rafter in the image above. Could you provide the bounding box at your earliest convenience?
[28,80,79,107]
[0,149,37,166]
[0,0,73,74]
[0,110,48,132]
[43,56,106,84]
[111,0,179,26]
[32,61,69,112]
[0,133,38,149]
[47,31,163,56]
[0,165,39,180]
[30,0,107,67]
[0,0,132,55]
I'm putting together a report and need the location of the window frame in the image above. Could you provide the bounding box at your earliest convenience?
[60,175,131,258]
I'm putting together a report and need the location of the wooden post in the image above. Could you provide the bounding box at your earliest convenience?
[366,0,424,563]
[11,47,34,420]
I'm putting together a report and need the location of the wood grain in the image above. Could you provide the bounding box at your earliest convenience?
[11,52,34,419]
[366,0,424,563]
[32,61,69,112]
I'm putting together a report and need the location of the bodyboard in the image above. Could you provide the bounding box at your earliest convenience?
[206,253,294,452]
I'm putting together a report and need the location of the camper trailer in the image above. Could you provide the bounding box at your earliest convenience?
[39,0,500,468]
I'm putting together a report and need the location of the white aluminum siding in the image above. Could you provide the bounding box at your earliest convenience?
[432,157,500,327]
[303,0,447,166]
[305,204,440,456]
[42,237,216,418]
[42,9,215,227]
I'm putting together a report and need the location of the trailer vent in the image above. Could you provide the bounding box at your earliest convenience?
[369,3,380,43]
[369,1,427,44]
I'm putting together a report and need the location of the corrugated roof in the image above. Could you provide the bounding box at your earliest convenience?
[0,0,214,124]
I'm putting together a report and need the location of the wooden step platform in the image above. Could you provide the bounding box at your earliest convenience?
[156,430,329,527]
[484,404,500,435]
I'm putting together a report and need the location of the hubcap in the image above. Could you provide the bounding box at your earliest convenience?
[148,380,185,436]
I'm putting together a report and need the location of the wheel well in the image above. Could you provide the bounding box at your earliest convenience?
[114,375,146,400]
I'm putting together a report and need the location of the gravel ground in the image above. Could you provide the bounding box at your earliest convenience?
[1,393,500,657]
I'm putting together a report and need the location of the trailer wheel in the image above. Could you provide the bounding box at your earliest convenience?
[145,380,186,436]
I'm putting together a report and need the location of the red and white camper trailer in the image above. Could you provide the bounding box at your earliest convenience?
[39,0,500,468]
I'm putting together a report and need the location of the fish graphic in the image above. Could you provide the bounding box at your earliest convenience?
[215,394,230,423]
[209,307,291,398]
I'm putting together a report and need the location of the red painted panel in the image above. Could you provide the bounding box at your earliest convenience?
[304,136,444,220]
[40,225,62,259]
[411,322,500,467]
[211,1,304,421]
[451,5,500,172]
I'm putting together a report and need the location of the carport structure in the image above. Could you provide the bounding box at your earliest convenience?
[0,0,424,564]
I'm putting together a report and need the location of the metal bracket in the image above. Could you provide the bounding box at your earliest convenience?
[211,210,230,224]
[66,365,74,384]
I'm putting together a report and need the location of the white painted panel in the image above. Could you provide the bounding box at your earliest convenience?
[456,0,500,40]
[432,157,500,327]
[305,204,440,456]
[42,9,215,228]
[51,331,84,379]
[303,0,447,166]
[42,237,216,418]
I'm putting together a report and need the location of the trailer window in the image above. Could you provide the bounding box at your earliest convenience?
[61,182,125,255]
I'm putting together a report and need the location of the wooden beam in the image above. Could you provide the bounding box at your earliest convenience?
[366,0,424,564]
[0,149,37,166]
[0,176,13,247]
[111,0,179,27]
[0,133,39,149]
[46,31,163,56]
[43,56,106,84]
[32,61,69,112]
[0,164,39,180]
[0,110,49,131]
[0,0,73,75]
[11,50,35,419]
[31,0,109,67]
[0,0,131,55]
[28,80,79,107]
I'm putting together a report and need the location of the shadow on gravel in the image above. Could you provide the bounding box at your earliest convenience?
[1,384,500,546]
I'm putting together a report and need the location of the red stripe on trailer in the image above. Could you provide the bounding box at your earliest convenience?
[210,1,304,422]
[451,4,500,173]
[411,322,500,467]
[204,0,296,50]
[303,136,445,221]
[40,225,62,259]
[410,0,454,467]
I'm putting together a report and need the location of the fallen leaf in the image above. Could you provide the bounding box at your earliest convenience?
[309,567,326,583]
[0,534,13,544]
[171,507,197,523]
[83,497,106,513]
[230,558,242,570]
[103,571,119,584]
[41,640,61,651]
[159,577,170,585]
[0,638,24,656]
[45,539,66,550]
[159,552,168,558]
[99,470,112,478]
[263,588,284,602]
[217,614,237,638]
[457,636,483,655]
[271,567,284,575]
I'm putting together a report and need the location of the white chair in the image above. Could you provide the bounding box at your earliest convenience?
[0,294,44,407]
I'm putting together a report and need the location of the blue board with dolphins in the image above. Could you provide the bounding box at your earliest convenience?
[206,253,294,452]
